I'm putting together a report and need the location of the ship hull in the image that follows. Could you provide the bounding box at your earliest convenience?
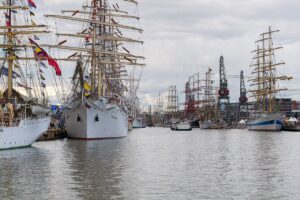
[65,101,128,140]
[199,121,212,129]
[0,117,51,150]
[248,116,282,131]
[132,118,145,128]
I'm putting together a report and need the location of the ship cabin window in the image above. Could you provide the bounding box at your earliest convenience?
[95,114,99,122]
[77,115,81,122]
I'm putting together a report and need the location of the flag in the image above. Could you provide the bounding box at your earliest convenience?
[14,63,20,68]
[17,82,32,90]
[29,38,38,46]
[41,82,46,88]
[31,19,36,25]
[30,11,35,16]
[39,61,47,68]
[0,67,20,78]
[58,40,67,45]
[68,53,77,59]
[28,0,37,8]
[35,47,48,59]
[84,82,91,91]
[34,35,39,40]
[72,10,79,16]
[6,21,11,27]
[4,13,9,19]
[40,74,45,80]
[48,57,62,76]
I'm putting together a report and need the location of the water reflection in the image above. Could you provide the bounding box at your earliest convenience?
[1,129,300,199]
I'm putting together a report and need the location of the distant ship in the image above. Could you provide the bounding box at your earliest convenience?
[248,27,292,131]
[199,68,218,129]
[45,0,145,139]
[0,0,58,149]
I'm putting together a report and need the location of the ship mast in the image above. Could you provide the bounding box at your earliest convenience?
[7,0,13,98]
[250,26,292,114]
[0,0,50,98]
[44,0,145,100]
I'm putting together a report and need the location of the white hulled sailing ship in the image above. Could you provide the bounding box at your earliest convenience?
[248,27,292,131]
[45,0,145,139]
[0,0,54,149]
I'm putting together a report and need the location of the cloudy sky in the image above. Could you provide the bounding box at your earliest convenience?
[40,0,300,107]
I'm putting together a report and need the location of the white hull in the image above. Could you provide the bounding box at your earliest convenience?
[0,117,51,150]
[65,100,128,139]
[132,118,145,128]
[248,115,282,131]
[171,122,192,131]
[199,121,212,129]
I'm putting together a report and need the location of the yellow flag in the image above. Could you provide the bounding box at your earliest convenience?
[35,47,42,53]
[84,83,91,91]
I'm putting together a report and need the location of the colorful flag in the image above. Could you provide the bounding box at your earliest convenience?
[48,57,62,76]
[17,82,32,90]
[6,21,11,27]
[0,67,20,78]
[28,0,37,8]
[4,13,9,19]
[84,83,91,91]
[29,38,38,46]
[35,47,49,59]
[14,63,20,68]
[58,40,67,45]
[40,74,45,80]
[39,61,47,68]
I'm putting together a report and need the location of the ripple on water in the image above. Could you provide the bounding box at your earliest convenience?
[1,128,300,199]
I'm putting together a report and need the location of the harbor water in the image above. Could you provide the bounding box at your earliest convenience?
[1,128,300,199]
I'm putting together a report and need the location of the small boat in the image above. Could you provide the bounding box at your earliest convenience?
[170,122,192,131]
[237,119,247,129]
[133,118,146,128]
[282,117,300,132]
[199,120,212,129]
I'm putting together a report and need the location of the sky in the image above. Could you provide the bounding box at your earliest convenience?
[39,0,300,107]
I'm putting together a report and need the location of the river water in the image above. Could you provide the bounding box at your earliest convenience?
[1,128,300,199]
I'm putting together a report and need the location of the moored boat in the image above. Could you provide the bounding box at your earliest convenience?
[248,114,282,131]
[247,27,292,132]
[0,0,58,149]
[46,0,145,139]
[170,122,192,131]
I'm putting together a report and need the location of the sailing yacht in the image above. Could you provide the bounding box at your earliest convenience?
[0,0,56,149]
[45,0,145,139]
[248,27,292,131]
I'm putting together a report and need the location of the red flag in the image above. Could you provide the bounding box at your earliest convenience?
[28,0,37,8]
[48,57,62,76]
[6,21,11,27]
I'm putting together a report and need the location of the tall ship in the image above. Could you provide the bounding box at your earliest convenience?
[0,0,55,149]
[45,0,145,139]
[248,27,292,131]
[199,68,217,129]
